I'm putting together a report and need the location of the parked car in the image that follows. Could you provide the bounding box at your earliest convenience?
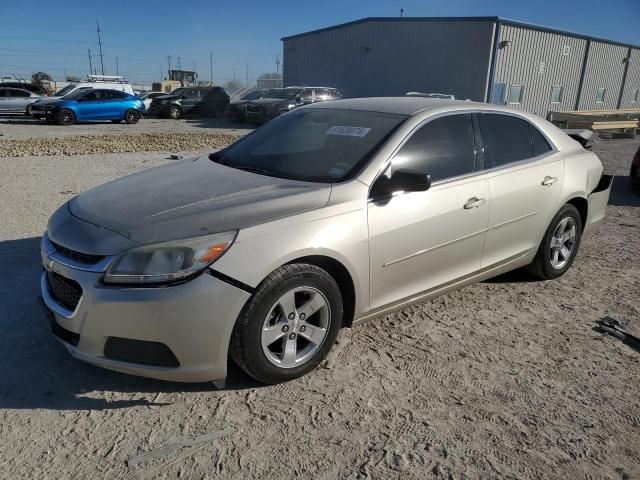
[0,87,43,115]
[40,88,145,125]
[631,144,640,190]
[41,98,612,384]
[31,77,135,118]
[225,89,269,122]
[148,86,230,119]
[244,86,342,123]
[138,91,167,111]
[0,81,50,96]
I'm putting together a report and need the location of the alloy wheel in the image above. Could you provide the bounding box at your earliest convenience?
[549,217,577,269]
[261,286,331,368]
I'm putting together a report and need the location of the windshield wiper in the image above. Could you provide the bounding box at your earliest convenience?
[233,165,279,177]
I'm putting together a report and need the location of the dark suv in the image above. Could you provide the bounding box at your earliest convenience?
[244,86,342,123]
[225,89,269,122]
[148,86,230,119]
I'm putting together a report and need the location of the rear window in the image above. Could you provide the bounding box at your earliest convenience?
[529,124,553,156]
[479,113,534,168]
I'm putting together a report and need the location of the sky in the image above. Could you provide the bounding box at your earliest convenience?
[1,0,639,86]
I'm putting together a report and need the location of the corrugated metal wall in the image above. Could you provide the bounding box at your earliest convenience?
[577,41,628,110]
[620,48,640,109]
[493,25,587,117]
[283,20,495,101]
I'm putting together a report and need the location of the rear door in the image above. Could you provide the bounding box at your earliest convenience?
[478,113,563,267]
[105,90,129,119]
[368,113,490,309]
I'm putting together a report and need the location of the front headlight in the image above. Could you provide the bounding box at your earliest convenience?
[103,231,236,285]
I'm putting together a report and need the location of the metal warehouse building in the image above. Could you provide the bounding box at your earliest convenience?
[282,17,640,118]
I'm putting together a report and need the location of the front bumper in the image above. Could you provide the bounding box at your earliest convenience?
[40,236,251,382]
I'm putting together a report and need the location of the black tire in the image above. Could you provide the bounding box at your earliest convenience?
[57,109,75,126]
[230,263,343,384]
[528,204,583,280]
[124,109,140,124]
[26,104,35,116]
[167,106,181,120]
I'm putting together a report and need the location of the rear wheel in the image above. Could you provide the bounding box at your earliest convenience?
[528,204,583,280]
[167,106,181,120]
[230,264,343,384]
[124,109,140,124]
[56,109,75,126]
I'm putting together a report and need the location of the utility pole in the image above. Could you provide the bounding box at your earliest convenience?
[88,49,93,75]
[116,57,119,76]
[96,20,105,75]
[177,56,181,70]
[276,54,280,76]
[167,55,171,74]
[209,51,213,83]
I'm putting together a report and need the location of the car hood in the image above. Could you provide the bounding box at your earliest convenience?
[33,97,61,105]
[68,156,332,249]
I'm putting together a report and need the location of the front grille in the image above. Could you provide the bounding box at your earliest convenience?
[47,271,83,311]
[50,240,104,265]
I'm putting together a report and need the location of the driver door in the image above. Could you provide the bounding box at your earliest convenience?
[367,113,490,310]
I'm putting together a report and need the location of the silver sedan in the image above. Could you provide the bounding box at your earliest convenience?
[41,97,612,384]
[0,87,42,115]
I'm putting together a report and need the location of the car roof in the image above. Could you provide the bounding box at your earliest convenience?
[309,97,508,115]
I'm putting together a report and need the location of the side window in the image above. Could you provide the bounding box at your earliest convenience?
[596,88,606,103]
[82,91,98,101]
[184,89,199,99]
[301,89,313,102]
[314,89,330,101]
[529,124,552,157]
[479,113,534,168]
[550,86,563,104]
[391,114,476,182]
[9,89,30,97]
[109,91,127,99]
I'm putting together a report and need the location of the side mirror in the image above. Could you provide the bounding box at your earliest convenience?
[371,168,431,199]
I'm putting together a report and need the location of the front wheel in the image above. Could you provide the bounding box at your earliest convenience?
[528,204,583,280]
[56,109,75,126]
[124,109,140,124]
[230,264,343,384]
[167,106,181,120]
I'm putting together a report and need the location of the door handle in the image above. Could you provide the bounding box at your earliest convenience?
[542,176,558,186]
[464,197,485,209]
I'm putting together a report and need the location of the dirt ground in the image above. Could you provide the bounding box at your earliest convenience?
[0,125,638,479]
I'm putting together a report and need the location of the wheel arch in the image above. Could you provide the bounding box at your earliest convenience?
[284,255,356,328]
[566,196,588,229]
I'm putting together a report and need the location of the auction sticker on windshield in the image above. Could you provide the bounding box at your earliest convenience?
[326,126,372,137]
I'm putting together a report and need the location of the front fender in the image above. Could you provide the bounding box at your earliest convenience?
[212,207,370,317]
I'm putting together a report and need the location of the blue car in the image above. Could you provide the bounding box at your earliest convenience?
[42,88,145,125]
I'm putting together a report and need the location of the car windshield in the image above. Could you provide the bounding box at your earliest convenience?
[211,108,407,183]
[55,84,76,96]
[170,88,185,97]
[263,89,300,100]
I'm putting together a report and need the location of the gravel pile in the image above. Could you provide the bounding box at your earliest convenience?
[0,132,240,157]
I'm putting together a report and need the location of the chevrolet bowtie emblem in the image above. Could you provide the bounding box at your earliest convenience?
[46,259,55,270]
